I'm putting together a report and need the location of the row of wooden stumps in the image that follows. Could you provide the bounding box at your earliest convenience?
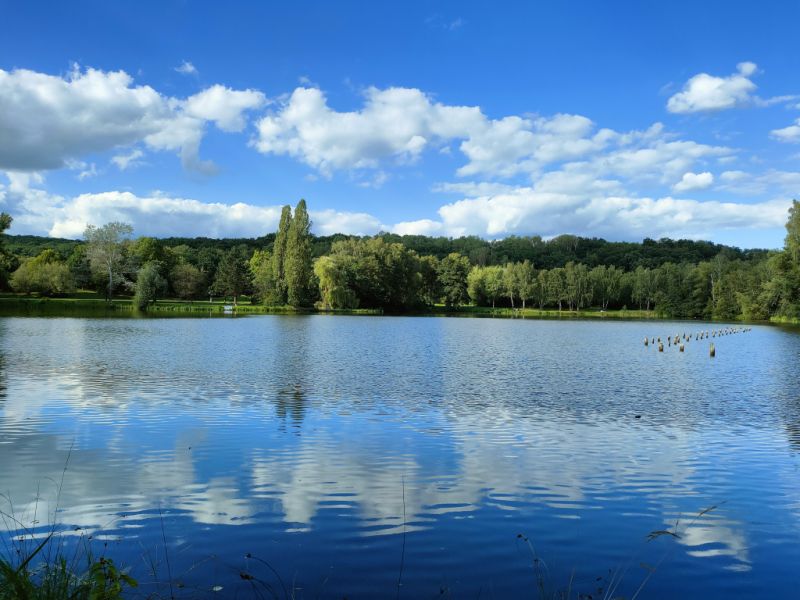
[643,326,752,357]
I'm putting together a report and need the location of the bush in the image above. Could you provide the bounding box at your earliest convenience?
[10,257,75,296]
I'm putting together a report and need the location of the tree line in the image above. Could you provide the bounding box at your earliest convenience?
[1,199,798,320]
[4,226,768,272]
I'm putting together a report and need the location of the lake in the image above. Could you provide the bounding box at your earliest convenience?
[1,315,799,598]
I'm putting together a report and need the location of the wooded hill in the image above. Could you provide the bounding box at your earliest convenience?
[2,231,770,271]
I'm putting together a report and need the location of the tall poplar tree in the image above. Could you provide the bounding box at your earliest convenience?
[786,199,800,266]
[285,199,313,307]
[0,213,17,289]
[272,205,292,304]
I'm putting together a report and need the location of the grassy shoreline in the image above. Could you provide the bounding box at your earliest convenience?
[1,293,794,324]
[769,315,800,325]
[0,294,382,317]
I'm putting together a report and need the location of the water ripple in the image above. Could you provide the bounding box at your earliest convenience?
[0,316,799,598]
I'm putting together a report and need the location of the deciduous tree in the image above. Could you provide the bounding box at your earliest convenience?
[84,222,134,300]
[249,249,280,305]
[0,213,17,289]
[213,247,250,305]
[170,262,205,300]
[10,249,75,296]
[438,253,471,307]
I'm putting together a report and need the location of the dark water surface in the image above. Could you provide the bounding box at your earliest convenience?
[1,315,799,598]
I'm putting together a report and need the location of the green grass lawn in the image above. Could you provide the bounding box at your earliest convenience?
[0,293,660,319]
[426,304,656,319]
[0,293,379,316]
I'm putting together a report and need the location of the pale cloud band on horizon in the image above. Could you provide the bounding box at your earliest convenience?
[0,173,791,247]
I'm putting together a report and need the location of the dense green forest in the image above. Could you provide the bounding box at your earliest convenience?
[3,229,768,269]
[1,199,798,321]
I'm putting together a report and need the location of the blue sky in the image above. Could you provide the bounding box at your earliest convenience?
[0,1,799,247]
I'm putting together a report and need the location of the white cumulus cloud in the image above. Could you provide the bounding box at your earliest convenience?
[519,138,729,193]
[0,66,167,170]
[252,86,622,179]
[667,62,759,113]
[184,85,267,132]
[771,118,800,143]
[673,171,714,193]
[175,61,198,75]
[0,65,265,174]
[456,113,615,178]
[252,86,484,175]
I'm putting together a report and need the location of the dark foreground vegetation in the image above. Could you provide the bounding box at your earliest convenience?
[1,200,798,322]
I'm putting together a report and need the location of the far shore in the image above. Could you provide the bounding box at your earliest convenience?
[2,293,797,325]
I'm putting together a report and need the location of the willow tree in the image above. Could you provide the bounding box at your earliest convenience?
[314,255,358,309]
[134,261,167,310]
[84,222,133,300]
[285,199,314,307]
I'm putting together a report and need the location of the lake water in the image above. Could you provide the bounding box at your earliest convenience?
[1,315,799,598]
